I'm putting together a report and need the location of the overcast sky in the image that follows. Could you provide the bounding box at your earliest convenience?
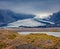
[0,0,60,17]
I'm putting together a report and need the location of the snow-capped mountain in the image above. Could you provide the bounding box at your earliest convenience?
[0,9,60,28]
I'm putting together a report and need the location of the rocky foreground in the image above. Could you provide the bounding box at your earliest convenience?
[0,30,60,49]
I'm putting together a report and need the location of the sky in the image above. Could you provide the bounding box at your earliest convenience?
[0,0,60,18]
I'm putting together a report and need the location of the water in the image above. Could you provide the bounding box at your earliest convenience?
[18,32,60,37]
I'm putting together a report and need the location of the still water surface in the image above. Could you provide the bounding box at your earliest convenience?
[18,32,60,37]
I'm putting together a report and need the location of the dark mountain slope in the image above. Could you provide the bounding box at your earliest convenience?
[0,9,35,27]
[49,11,60,23]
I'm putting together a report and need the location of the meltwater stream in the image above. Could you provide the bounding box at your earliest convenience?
[18,32,60,37]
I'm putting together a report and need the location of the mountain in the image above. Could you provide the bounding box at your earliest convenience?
[0,9,35,27]
[42,11,60,27]
[5,11,60,28]
[33,11,60,27]
[48,11,60,26]
[0,9,60,28]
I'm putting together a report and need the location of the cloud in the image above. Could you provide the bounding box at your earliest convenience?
[0,0,60,14]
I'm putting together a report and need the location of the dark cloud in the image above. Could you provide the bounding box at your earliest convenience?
[0,0,60,14]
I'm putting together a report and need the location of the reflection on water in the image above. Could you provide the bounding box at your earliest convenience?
[18,32,60,37]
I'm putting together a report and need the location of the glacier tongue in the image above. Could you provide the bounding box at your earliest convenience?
[7,18,46,27]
